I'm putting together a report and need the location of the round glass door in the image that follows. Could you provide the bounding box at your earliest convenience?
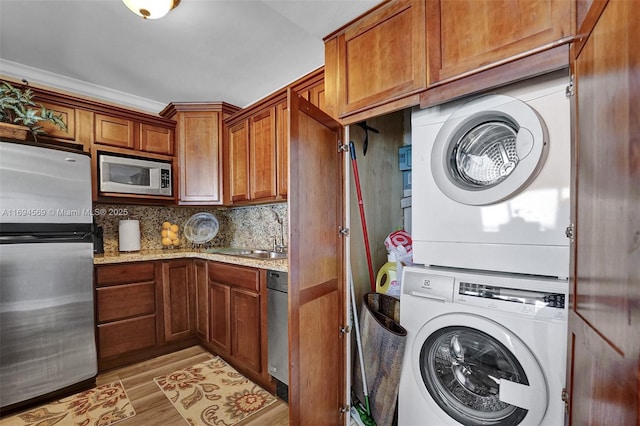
[431,95,548,206]
[419,326,528,425]
[450,119,520,189]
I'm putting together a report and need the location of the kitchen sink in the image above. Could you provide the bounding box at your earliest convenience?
[205,247,287,260]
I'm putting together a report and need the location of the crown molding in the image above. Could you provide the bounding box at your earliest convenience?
[0,59,166,114]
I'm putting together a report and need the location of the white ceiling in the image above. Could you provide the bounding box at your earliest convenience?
[0,0,382,114]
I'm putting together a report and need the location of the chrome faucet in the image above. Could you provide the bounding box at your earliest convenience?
[272,212,287,253]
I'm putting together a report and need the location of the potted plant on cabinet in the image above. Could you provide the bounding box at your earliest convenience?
[0,79,67,141]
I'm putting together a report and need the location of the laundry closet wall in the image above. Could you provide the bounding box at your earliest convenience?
[348,110,407,309]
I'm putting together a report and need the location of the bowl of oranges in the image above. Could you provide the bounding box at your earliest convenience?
[161,221,180,248]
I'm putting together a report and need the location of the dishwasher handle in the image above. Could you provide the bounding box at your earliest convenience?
[267,270,288,292]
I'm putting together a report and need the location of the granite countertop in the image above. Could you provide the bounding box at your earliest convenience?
[94,248,288,272]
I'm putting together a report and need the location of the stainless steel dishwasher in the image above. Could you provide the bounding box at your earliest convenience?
[267,270,288,399]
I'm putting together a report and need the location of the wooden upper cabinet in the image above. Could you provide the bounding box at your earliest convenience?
[291,70,326,111]
[275,101,288,198]
[37,101,76,140]
[31,98,94,152]
[95,113,135,149]
[324,0,426,120]
[161,103,240,205]
[179,112,220,203]
[249,107,277,201]
[427,0,573,85]
[226,120,250,203]
[140,123,174,155]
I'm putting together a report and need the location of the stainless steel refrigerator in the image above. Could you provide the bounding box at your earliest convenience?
[0,140,97,410]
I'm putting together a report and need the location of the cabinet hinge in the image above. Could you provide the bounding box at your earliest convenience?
[565,224,575,242]
[566,75,575,98]
[339,405,350,415]
[561,388,569,414]
[338,142,349,153]
[339,226,350,237]
[339,325,351,335]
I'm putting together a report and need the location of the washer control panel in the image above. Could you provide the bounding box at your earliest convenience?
[401,266,568,320]
[456,280,567,319]
[459,281,565,308]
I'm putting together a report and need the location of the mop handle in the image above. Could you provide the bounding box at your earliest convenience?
[349,141,376,292]
[350,268,370,400]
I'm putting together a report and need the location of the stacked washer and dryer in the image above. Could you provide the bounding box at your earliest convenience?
[399,70,571,426]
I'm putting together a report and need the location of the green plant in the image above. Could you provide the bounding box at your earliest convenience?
[0,79,67,136]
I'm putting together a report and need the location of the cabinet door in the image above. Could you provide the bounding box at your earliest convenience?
[276,101,289,198]
[227,120,250,203]
[568,0,639,423]
[309,82,326,111]
[249,107,277,201]
[178,111,224,204]
[36,101,75,141]
[95,113,135,149]
[288,91,346,425]
[162,260,194,342]
[230,288,261,373]
[194,259,209,341]
[209,281,231,357]
[327,0,426,117]
[141,123,174,155]
[428,0,572,84]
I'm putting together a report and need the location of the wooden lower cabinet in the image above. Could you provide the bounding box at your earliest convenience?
[230,288,261,373]
[208,281,231,356]
[193,259,209,341]
[162,259,195,342]
[95,259,271,388]
[206,261,271,389]
[95,262,161,367]
[95,260,197,371]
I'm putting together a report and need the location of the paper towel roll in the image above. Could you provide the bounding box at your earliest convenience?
[119,219,141,252]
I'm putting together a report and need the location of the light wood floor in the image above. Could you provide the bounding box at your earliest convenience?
[96,345,289,426]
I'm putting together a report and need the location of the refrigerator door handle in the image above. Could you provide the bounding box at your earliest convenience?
[0,233,92,244]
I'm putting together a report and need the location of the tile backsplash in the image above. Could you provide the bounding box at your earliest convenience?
[94,202,288,253]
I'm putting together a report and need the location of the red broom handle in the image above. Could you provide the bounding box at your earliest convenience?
[349,141,376,292]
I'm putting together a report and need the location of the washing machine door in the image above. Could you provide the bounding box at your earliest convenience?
[431,95,548,206]
[412,313,548,425]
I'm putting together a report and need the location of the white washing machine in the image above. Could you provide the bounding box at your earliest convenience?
[398,266,568,426]
[412,71,571,278]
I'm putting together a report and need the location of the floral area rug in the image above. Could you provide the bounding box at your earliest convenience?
[154,357,276,426]
[0,380,135,426]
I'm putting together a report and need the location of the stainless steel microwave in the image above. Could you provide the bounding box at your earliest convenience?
[98,153,172,196]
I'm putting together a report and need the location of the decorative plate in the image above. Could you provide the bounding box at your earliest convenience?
[184,212,219,244]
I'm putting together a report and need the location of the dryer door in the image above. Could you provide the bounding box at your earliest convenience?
[431,95,548,205]
[412,313,547,425]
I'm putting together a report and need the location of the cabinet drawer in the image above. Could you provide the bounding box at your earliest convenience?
[98,315,157,359]
[209,262,259,292]
[97,282,156,323]
[96,262,156,286]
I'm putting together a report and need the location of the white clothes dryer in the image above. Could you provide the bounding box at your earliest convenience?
[398,266,568,426]
[411,71,571,278]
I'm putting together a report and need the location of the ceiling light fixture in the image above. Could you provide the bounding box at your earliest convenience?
[122,0,181,20]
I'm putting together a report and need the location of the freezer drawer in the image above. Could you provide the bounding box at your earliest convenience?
[0,242,97,408]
